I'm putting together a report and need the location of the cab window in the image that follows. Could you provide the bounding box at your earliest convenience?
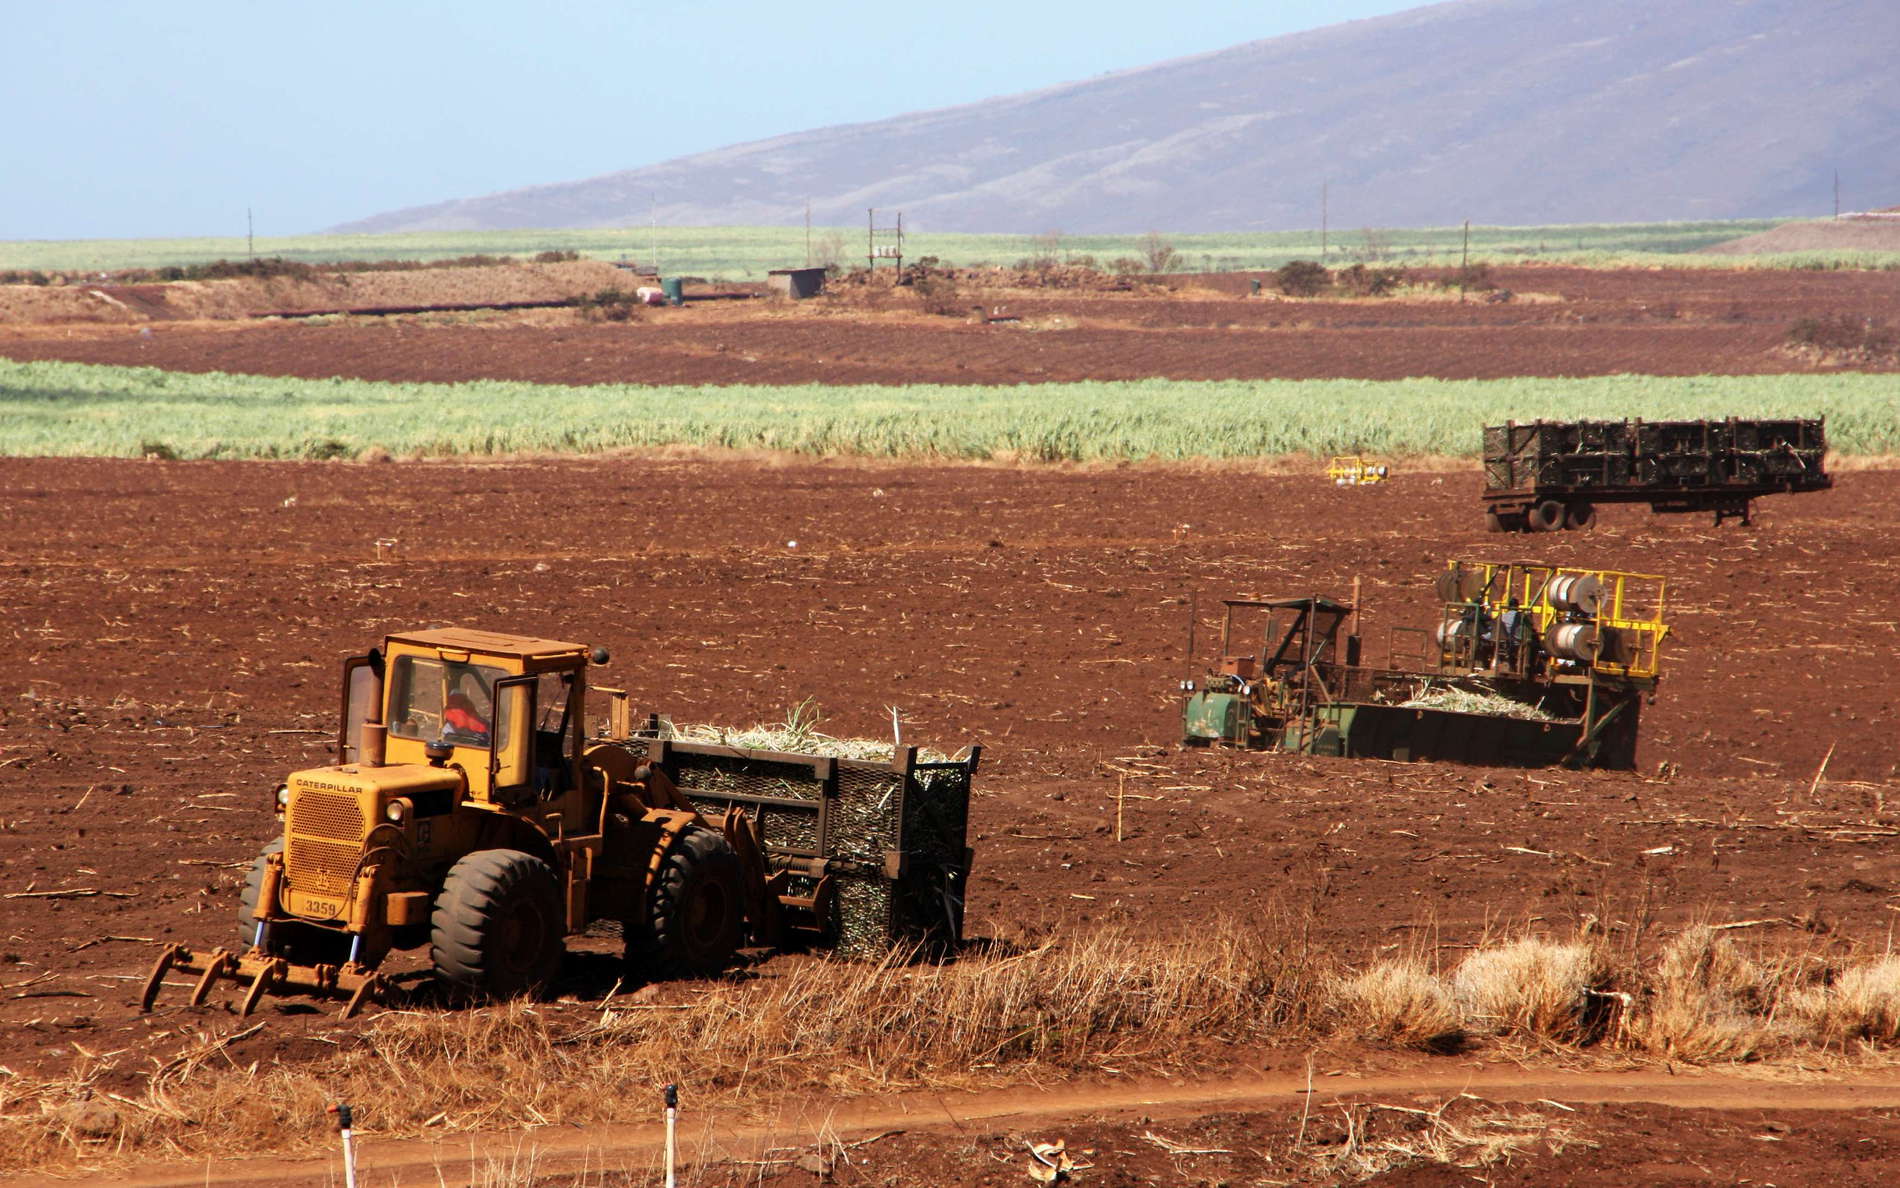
[340,657,381,764]
[387,656,512,748]
[533,671,576,796]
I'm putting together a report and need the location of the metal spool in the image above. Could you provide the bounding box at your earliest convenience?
[1434,617,1473,651]
[1544,622,1598,662]
[1433,567,1486,604]
[1547,573,1603,616]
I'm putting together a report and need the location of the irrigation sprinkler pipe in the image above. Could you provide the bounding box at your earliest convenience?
[328,1102,358,1188]
[664,1083,679,1188]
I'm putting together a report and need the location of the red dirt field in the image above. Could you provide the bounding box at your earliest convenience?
[3,264,1898,384]
[3,260,1899,1183]
[0,455,1896,1183]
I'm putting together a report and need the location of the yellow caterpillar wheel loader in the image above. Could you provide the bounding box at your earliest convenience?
[141,627,978,1017]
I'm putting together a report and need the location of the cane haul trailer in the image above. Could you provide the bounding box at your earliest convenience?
[142,627,978,1016]
[1482,417,1829,531]
[1181,560,1667,770]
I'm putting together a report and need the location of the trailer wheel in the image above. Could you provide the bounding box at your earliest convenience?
[431,849,564,1000]
[1564,501,1596,529]
[1529,499,1567,532]
[629,827,743,980]
[1485,509,1528,533]
[235,838,285,948]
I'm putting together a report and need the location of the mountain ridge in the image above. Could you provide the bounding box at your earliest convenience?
[335,0,1900,236]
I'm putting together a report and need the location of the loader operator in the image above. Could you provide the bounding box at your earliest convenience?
[1494,597,1528,668]
[442,674,492,742]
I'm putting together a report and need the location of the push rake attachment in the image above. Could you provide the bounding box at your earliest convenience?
[140,944,395,1019]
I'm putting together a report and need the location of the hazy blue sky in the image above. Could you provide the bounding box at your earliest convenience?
[8,1,1423,241]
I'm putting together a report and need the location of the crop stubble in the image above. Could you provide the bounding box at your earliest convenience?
[0,458,1892,1047]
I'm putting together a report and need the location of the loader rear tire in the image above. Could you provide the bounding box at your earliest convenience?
[430,849,564,1001]
[235,838,285,948]
[628,828,743,980]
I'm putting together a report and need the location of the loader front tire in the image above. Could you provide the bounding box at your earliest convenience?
[430,849,564,1001]
[235,838,285,947]
[629,828,743,980]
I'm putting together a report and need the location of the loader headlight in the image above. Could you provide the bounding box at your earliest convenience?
[274,785,290,813]
[384,800,408,826]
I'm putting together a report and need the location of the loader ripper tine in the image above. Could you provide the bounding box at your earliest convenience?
[139,944,187,1014]
[340,974,382,1019]
[238,958,287,1018]
[189,949,234,1007]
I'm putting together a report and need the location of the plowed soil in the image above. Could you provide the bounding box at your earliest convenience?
[3,264,1899,1183]
[1,458,1894,1054]
[3,264,1898,383]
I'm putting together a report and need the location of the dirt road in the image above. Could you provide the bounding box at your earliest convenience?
[74,1064,1900,1188]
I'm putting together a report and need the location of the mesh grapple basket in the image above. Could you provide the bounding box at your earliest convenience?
[634,737,978,960]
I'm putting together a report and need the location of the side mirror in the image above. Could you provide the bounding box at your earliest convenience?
[589,646,610,665]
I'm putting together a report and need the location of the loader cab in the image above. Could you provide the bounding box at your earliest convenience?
[363,628,592,807]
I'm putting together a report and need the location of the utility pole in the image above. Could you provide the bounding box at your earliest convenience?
[805,200,812,267]
[1460,219,1470,304]
[247,207,254,259]
[1320,181,1328,258]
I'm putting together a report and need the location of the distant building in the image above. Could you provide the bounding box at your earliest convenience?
[766,267,826,299]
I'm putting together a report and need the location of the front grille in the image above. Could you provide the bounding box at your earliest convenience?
[286,789,366,899]
[286,837,363,900]
[290,789,364,842]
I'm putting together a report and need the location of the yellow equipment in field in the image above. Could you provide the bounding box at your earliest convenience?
[1326,455,1390,485]
[1429,560,1668,682]
[141,627,978,1017]
[1182,558,1670,770]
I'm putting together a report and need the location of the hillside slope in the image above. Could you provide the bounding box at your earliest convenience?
[337,0,1900,235]
[1704,216,1900,254]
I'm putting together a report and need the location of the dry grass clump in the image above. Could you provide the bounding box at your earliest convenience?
[1620,926,1786,1061]
[1789,955,1900,1047]
[1334,959,1462,1049]
[1451,937,1606,1044]
[0,921,1318,1173]
[28,926,1900,1174]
